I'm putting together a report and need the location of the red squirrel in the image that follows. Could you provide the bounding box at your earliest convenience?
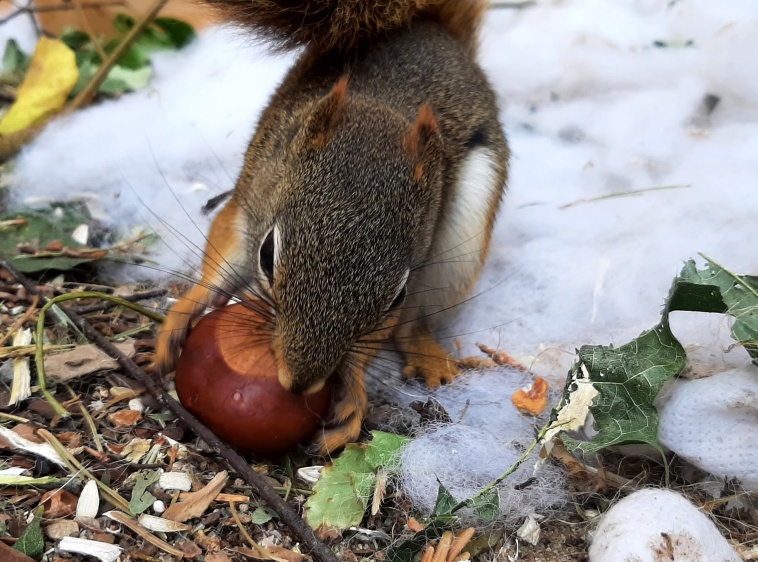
[156,0,509,454]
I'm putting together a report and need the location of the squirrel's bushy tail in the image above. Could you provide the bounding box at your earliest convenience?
[206,0,488,52]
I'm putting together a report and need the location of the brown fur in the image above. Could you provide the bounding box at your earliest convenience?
[204,0,487,53]
[157,0,509,454]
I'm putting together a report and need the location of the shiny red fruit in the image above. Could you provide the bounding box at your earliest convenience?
[174,302,332,455]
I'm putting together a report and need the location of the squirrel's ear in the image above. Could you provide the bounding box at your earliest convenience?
[404,104,441,182]
[307,76,349,150]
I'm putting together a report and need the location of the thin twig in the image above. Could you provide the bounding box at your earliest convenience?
[0,0,125,25]
[559,184,692,210]
[70,288,167,316]
[70,0,169,109]
[0,254,338,562]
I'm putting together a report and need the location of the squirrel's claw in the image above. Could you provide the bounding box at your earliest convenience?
[398,332,461,388]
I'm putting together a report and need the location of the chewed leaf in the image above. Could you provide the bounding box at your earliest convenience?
[304,445,375,529]
[304,431,407,530]
[0,37,78,134]
[561,258,757,456]
[671,258,758,363]
[562,321,686,455]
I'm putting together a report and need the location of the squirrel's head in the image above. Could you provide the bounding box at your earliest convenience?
[248,77,444,394]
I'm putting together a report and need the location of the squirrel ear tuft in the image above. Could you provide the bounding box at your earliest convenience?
[308,76,349,150]
[404,104,441,181]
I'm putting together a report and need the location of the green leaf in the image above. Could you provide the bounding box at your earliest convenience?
[304,431,408,530]
[13,507,44,560]
[467,487,500,521]
[432,482,457,517]
[154,17,196,49]
[98,65,152,95]
[562,258,758,456]
[59,29,92,52]
[305,446,375,529]
[364,431,409,471]
[1,39,30,86]
[129,470,160,515]
[0,204,107,273]
[251,506,274,525]
[672,258,758,363]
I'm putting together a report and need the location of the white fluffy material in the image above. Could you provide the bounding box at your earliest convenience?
[589,488,741,562]
[397,368,567,522]
[657,368,758,490]
[400,424,566,523]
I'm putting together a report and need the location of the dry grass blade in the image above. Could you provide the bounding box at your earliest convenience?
[104,510,185,558]
[38,428,130,511]
[162,470,229,522]
[230,501,286,562]
[0,294,39,346]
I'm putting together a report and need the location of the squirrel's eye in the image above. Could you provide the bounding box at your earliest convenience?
[389,284,407,310]
[259,228,275,286]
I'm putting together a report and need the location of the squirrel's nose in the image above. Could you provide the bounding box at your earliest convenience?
[275,359,327,395]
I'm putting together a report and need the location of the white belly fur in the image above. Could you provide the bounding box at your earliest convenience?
[408,146,503,327]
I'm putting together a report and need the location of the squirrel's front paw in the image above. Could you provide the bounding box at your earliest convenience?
[306,390,366,456]
[402,353,460,388]
[155,313,189,375]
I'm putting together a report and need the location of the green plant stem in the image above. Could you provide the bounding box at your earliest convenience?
[450,423,552,515]
[34,291,164,416]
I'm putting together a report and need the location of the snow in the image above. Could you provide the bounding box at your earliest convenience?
[4,0,758,516]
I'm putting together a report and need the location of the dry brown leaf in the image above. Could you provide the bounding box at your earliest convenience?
[178,540,203,558]
[0,541,35,562]
[107,409,142,427]
[511,376,549,415]
[206,553,234,562]
[45,342,135,382]
[40,488,79,518]
[236,545,307,562]
[162,471,229,522]
[13,423,44,443]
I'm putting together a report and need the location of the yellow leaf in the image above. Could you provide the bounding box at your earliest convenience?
[0,37,78,135]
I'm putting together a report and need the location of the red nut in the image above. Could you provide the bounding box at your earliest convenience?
[175,302,332,455]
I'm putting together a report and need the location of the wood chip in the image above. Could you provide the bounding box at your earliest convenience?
[407,517,425,532]
[58,537,123,562]
[138,513,191,533]
[159,471,193,491]
[162,470,229,523]
[44,342,135,382]
[9,328,32,405]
